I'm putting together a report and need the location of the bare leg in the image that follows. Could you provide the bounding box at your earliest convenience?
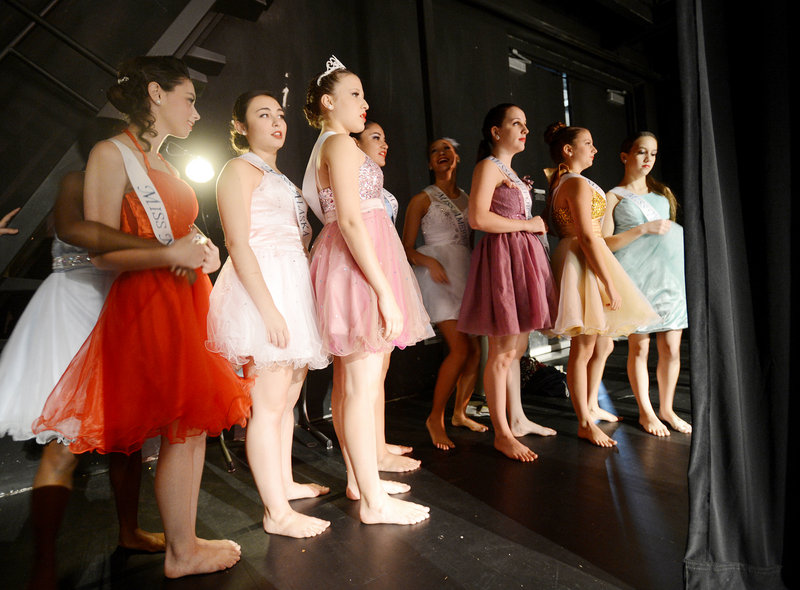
[377,352,419,471]
[485,335,538,461]
[507,334,556,437]
[335,358,412,500]
[587,336,620,422]
[568,335,617,447]
[281,367,330,500]
[337,352,429,525]
[425,320,472,449]
[27,441,78,590]
[627,333,669,436]
[244,363,329,538]
[331,359,358,497]
[158,435,242,578]
[450,334,487,432]
[656,330,692,433]
[109,451,165,551]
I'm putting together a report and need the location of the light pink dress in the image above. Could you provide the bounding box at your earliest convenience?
[310,154,433,355]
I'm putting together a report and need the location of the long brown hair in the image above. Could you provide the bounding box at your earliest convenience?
[106,56,191,152]
[620,131,678,221]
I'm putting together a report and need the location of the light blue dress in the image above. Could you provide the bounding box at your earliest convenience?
[612,192,688,333]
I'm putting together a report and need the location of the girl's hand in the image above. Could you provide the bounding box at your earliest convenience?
[201,239,221,274]
[427,259,450,284]
[263,307,290,349]
[171,267,197,284]
[526,215,547,234]
[168,229,207,269]
[642,219,671,235]
[604,283,622,311]
[0,207,20,235]
[378,291,404,342]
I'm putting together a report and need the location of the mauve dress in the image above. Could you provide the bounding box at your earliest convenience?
[457,180,557,337]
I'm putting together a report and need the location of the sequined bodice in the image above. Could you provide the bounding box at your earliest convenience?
[319,155,383,215]
[51,236,92,272]
[551,173,606,237]
[420,192,470,247]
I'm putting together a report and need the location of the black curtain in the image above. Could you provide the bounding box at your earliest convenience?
[677,0,791,588]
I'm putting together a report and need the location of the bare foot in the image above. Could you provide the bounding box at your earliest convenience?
[164,538,241,578]
[494,435,538,462]
[286,482,330,500]
[451,414,489,432]
[639,413,670,437]
[589,406,622,423]
[119,528,166,552]
[577,422,617,447]
[378,452,421,472]
[346,479,411,500]
[425,415,455,450]
[386,443,413,455]
[263,510,330,538]
[659,411,692,434]
[360,495,430,525]
[510,417,556,437]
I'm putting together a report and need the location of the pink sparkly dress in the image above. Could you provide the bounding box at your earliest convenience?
[309,152,433,356]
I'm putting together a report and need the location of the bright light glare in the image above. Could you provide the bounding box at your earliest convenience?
[185,157,214,183]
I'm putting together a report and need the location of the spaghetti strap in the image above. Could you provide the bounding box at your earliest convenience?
[122,128,169,171]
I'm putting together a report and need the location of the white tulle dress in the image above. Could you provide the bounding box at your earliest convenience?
[0,237,114,443]
[206,158,330,371]
[413,186,472,324]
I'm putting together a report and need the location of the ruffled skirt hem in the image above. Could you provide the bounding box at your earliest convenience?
[549,236,661,338]
[457,231,557,336]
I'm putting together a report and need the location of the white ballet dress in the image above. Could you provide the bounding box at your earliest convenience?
[207,157,330,371]
[413,186,472,324]
[0,237,114,443]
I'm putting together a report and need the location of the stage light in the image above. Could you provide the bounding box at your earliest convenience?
[185,156,215,183]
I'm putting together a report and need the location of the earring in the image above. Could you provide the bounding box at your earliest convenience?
[156,99,161,105]
[495,135,500,140]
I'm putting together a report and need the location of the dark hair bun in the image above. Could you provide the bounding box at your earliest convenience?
[543,121,567,145]
[105,56,190,151]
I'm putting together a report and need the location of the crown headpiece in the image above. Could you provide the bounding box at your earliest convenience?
[316,55,346,86]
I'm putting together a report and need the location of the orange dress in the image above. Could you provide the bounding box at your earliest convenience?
[33,134,251,454]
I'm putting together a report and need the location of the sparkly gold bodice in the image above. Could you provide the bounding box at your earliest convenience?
[551,173,606,238]
[552,191,606,226]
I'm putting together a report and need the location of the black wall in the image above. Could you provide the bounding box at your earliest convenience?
[1,0,682,418]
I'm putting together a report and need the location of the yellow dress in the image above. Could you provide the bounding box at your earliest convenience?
[550,173,659,337]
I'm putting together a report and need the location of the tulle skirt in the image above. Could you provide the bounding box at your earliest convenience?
[33,269,252,454]
[550,236,661,337]
[413,243,471,324]
[207,236,329,371]
[311,202,434,356]
[0,267,113,443]
[457,231,557,336]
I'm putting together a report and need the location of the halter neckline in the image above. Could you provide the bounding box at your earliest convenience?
[123,129,167,171]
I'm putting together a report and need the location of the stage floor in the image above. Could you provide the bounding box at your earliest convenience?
[0,340,691,589]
